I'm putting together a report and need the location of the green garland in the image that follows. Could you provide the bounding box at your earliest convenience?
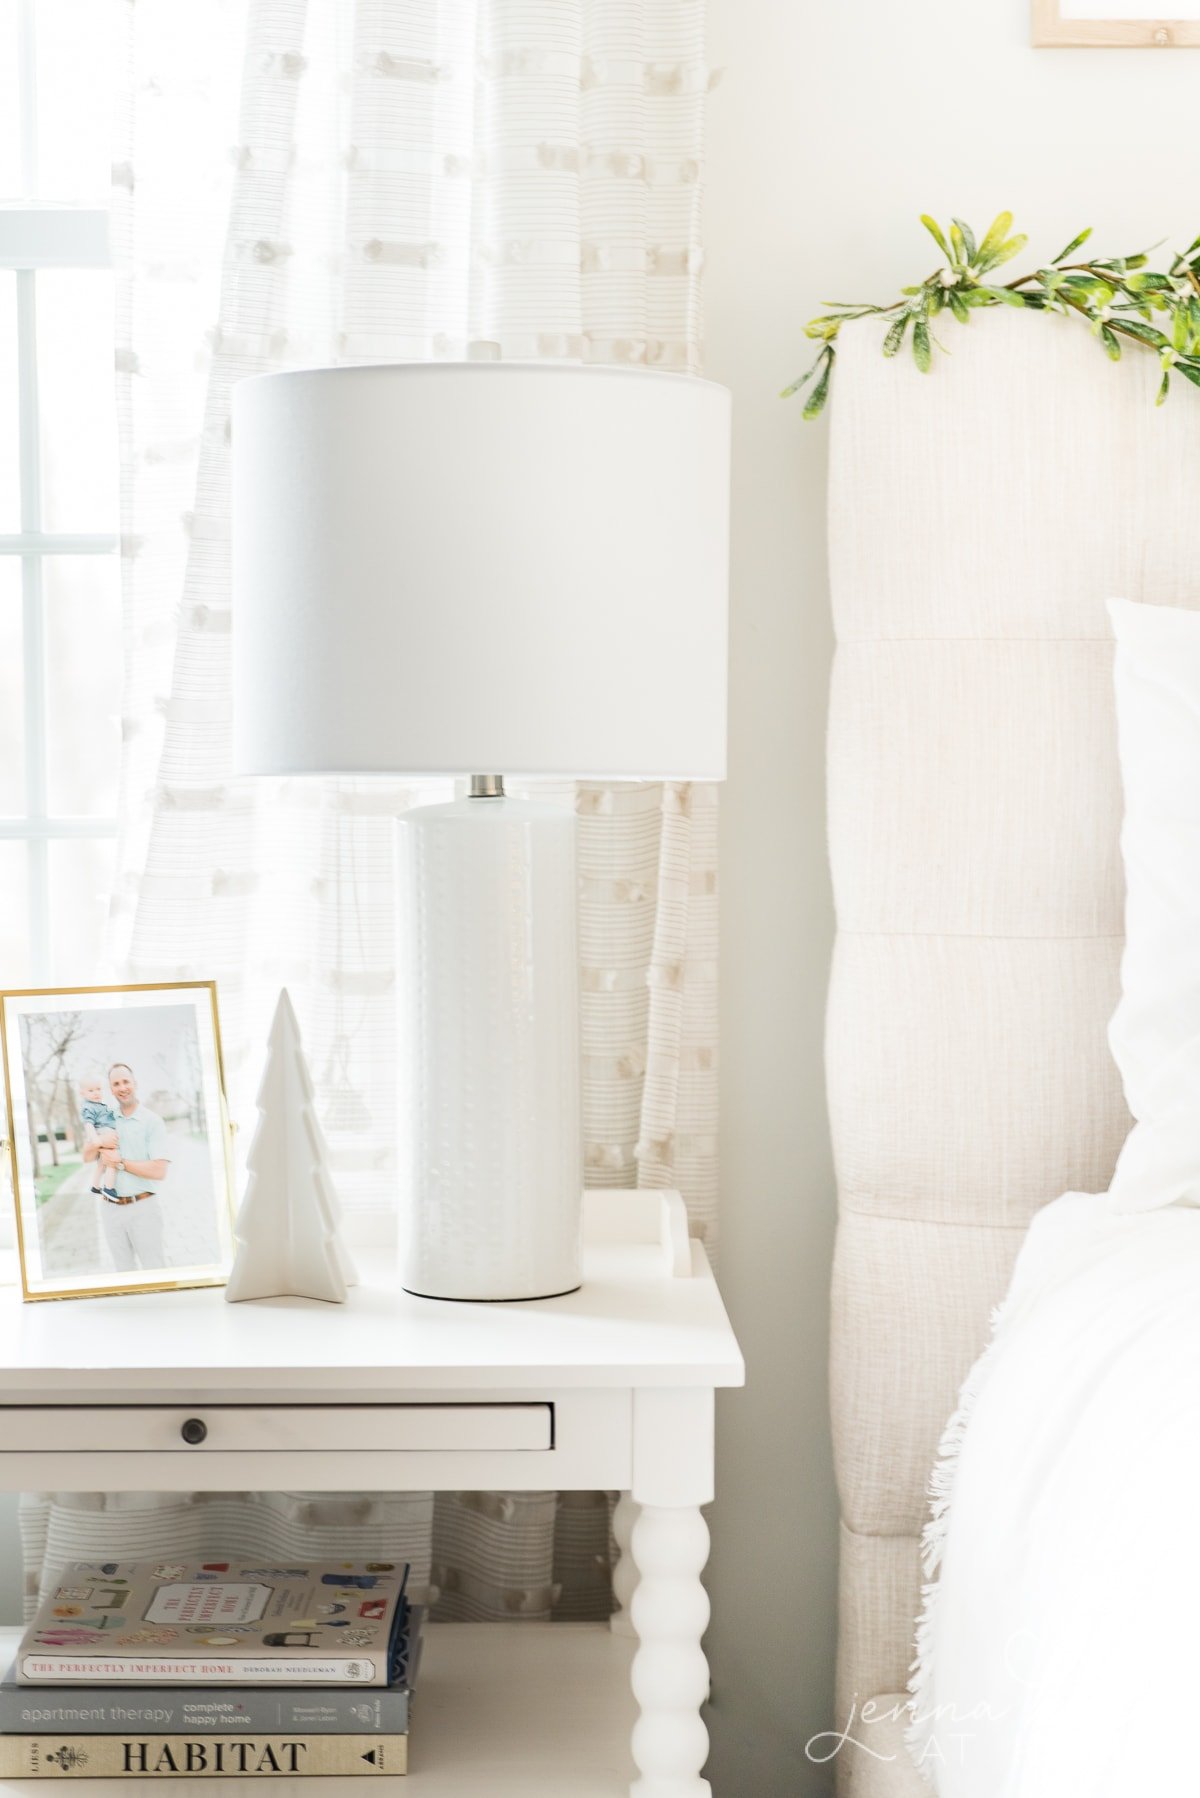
[784,212,1200,419]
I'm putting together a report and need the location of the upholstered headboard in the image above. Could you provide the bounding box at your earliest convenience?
[825,308,1200,1792]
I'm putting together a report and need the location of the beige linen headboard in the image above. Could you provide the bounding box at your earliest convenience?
[825,307,1200,1792]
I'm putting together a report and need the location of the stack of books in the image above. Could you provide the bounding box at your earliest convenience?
[0,1560,422,1778]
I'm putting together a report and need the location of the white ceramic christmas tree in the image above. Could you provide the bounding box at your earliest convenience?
[225,990,358,1303]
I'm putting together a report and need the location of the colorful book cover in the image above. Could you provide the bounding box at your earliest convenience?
[18,1563,410,1688]
[0,1613,424,1734]
[0,1734,407,1776]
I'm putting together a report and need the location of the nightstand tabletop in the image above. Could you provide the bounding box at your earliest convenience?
[0,1194,744,1395]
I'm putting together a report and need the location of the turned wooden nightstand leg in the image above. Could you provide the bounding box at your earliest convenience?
[629,1503,711,1798]
[629,1387,714,1798]
[611,1492,640,1637]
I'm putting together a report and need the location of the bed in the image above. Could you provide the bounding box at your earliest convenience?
[825,306,1200,1795]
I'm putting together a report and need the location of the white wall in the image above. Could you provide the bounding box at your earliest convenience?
[702,2,1196,1792]
[0,1495,22,1621]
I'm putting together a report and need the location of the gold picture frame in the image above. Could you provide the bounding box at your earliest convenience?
[1033,0,1200,43]
[0,981,237,1302]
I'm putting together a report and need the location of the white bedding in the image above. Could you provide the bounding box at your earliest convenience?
[910,1191,1200,1794]
[909,599,1200,1793]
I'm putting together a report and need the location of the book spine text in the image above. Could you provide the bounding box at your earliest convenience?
[20,1657,381,1686]
[0,1688,410,1735]
[0,1735,407,1777]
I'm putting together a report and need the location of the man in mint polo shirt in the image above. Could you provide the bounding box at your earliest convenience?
[83,1062,170,1272]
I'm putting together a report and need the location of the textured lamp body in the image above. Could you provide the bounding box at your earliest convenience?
[396,794,582,1301]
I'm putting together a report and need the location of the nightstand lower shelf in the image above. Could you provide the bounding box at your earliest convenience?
[408,1623,636,1794]
[0,1623,637,1795]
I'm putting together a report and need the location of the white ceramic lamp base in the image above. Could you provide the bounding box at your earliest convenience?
[395,789,583,1301]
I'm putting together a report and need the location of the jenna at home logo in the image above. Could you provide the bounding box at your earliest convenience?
[805,1694,1009,1771]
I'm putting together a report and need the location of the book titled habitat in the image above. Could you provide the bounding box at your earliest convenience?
[19,1563,410,1687]
[0,1735,406,1777]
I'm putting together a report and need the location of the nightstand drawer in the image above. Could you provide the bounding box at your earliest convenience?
[0,1403,553,1454]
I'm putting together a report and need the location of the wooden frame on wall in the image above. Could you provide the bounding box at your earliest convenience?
[1033,0,1200,42]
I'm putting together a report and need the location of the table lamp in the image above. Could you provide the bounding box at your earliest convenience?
[231,365,730,1301]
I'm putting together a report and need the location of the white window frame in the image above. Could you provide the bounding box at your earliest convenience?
[1,0,117,982]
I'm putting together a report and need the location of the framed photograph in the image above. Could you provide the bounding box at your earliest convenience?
[1033,0,1200,45]
[0,982,236,1301]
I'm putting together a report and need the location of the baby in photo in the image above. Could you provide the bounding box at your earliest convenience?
[79,1076,119,1202]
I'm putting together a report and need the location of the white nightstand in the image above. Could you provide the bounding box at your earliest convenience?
[0,1191,744,1796]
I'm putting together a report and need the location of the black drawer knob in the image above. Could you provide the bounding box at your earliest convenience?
[180,1417,208,1446]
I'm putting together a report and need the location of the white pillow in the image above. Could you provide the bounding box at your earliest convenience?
[1108,596,1200,1210]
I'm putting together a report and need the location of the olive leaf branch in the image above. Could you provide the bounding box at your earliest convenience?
[785,212,1200,419]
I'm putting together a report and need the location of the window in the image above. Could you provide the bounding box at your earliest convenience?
[1,0,119,986]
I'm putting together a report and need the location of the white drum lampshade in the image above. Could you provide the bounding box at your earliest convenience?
[232,365,730,1300]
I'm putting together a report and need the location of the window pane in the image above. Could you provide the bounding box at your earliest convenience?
[0,272,18,531]
[37,270,118,531]
[34,0,115,204]
[0,559,22,813]
[0,842,30,986]
[44,556,120,815]
[48,836,115,985]
[0,1,20,203]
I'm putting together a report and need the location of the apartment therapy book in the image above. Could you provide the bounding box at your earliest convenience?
[20,1563,409,1687]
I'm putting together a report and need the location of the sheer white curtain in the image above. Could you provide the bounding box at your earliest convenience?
[22,0,717,1621]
